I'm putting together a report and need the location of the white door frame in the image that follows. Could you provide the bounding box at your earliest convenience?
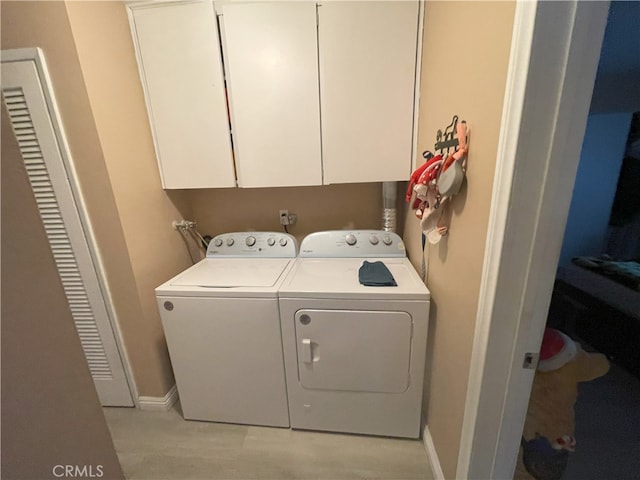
[456,1,610,479]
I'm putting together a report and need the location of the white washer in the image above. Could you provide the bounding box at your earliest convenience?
[279,230,430,438]
[156,232,296,427]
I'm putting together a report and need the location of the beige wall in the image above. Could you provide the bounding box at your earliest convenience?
[403,2,516,478]
[65,1,196,396]
[189,182,403,244]
[1,0,179,397]
[1,107,124,480]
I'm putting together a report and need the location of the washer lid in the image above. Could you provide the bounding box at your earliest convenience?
[170,258,292,288]
[280,258,430,300]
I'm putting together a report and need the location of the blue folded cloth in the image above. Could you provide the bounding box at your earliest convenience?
[358,261,397,287]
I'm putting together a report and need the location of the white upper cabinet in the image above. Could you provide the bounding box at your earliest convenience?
[128,1,421,189]
[128,1,235,189]
[318,1,420,184]
[221,2,323,188]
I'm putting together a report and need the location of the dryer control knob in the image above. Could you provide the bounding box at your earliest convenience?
[345,233,357,246]
[382,234,392,245]
[246,236,256,247]
[267,237,276,246]
[226,237,235,246]
[279,237,288,246]
[369,235,379,245]
[214,238,223,247]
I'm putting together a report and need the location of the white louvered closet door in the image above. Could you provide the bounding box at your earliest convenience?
[1,52,134,406]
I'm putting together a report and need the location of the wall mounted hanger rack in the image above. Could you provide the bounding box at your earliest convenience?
[434,114,466,156]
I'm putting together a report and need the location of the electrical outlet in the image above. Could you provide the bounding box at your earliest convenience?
[279,210,290,226]
[279,210,297,226]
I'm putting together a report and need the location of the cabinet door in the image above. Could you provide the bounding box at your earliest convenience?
[319,1,420,184]
[222,2,322,188]
[129,1,235,189]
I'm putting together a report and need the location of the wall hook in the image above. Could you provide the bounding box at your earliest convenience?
[435,115,460,155]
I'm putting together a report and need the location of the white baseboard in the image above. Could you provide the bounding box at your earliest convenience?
[423,425,445,480]
[138,384,178,412]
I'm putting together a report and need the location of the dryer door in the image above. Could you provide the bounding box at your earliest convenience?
[294,309,412,393]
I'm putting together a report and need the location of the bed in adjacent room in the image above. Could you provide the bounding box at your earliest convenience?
[553,257,640,378]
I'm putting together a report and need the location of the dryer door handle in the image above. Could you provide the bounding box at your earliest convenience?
[301,338,313,363]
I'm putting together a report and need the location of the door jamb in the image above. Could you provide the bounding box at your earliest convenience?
[456,1,610,478]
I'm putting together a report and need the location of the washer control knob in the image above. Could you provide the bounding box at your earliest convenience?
[345,233,357,246]
[226,237,235,246]
[382,234,392,246]
[214,238,223,247]
[369,235,379,245]
[245,236,256,247]
[267,237,276,246]
[279,237,288,247]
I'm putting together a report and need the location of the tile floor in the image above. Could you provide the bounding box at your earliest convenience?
[103,404,434,480]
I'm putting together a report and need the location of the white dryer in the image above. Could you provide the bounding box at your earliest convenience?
[156,232,296,427]
[278,230,430,438]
